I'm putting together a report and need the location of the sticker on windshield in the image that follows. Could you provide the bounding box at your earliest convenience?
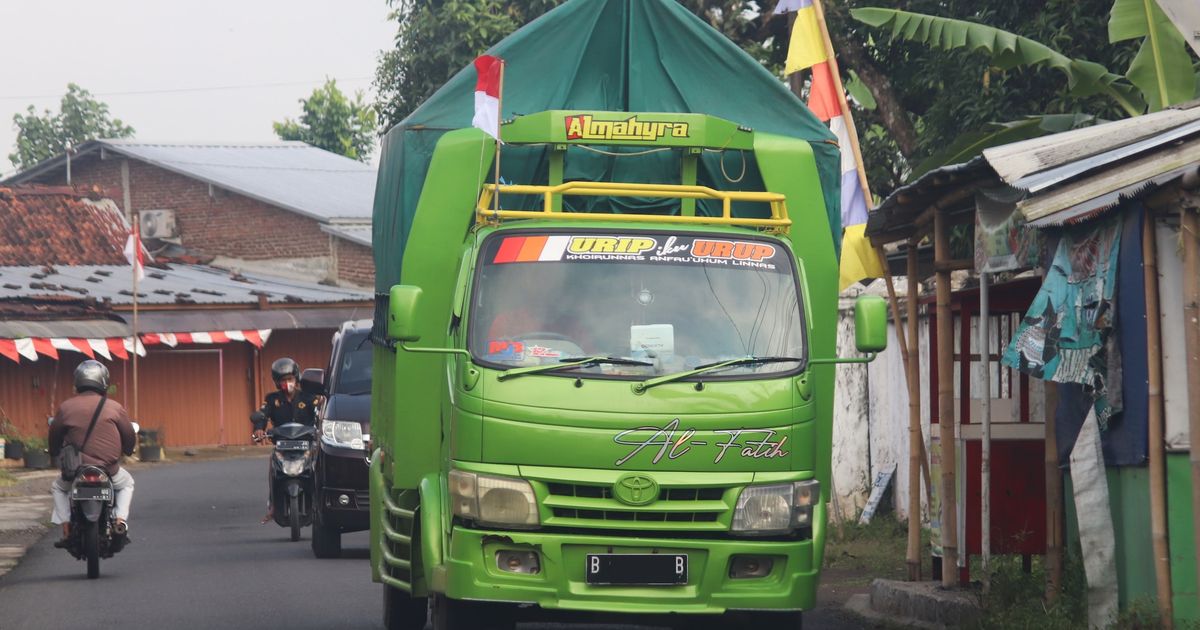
[486,340,525,360]
[490,234,786,271]
[527,345,561,359]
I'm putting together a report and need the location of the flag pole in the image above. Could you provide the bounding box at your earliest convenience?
[810,0,872,202]
[131,214,139,419]
[493,59,505,214]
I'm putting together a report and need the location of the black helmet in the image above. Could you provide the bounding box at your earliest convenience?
[74,360,110,394]
[270,357,300,384]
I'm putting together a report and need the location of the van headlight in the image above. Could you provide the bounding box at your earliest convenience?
[449,470,539,529]
[731,480,820,535]
[321,420,365,450]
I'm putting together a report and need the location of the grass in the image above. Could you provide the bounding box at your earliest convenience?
[0,469,14,488]
[823,515,919,582]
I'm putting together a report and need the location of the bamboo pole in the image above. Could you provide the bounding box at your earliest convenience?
[905,243,923,581]
[980,271,992,594]
[132,213,140,418]
[1143,209,1174,627]
[1180,205,1200,608]
[811,0,871,199]
[1043,379,1063,604]
[493,60,505,214]
[934,210,958,587]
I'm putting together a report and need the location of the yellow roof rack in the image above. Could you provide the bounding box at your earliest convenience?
[476,181,790,232]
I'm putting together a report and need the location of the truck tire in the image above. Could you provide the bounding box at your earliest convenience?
[383,584,427,630]
[311,517,341,558]
[430,594,514,630]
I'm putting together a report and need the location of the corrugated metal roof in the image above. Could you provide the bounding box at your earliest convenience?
[321,223,372,248]
[0,263,370,306]
[1022,139,1200,225]
[3,140,377,223]
[865,157,990,241]
[0,319,131,338]
[134,307,373,332]
[983,102,1200,184]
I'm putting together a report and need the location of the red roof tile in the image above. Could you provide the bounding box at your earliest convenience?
[0,186,130,266]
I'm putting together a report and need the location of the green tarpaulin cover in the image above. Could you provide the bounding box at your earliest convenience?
[372,0,841,295]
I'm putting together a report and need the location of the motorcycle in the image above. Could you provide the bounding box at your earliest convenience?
[64,465,128,579]
[56,420,138,579]
[254,415,317,541]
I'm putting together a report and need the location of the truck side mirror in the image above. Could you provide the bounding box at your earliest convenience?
[300,368,325,395]
[388,285,423,343]
[854,295,888,354]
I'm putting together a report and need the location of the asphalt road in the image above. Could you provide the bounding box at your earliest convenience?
[0,457,866,629]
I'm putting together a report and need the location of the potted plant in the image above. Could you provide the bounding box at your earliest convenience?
[21,436,50,469]
[139,428,163,462]
[0,418,21,460]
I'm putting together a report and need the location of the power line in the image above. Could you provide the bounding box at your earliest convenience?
[0,77,375,101]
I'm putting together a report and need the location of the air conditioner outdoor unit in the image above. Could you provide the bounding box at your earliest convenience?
[139,209,179,241]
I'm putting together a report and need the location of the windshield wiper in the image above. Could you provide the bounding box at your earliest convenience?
[633,355,803,393]
[498,356,654,381]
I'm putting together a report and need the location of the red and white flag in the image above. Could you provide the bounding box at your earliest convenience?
[124,225,147,282]
[472,55,504,140]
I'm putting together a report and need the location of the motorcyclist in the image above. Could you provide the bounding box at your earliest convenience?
[251,357,318,441]
[252,357,319,522]
[48,361,137,546]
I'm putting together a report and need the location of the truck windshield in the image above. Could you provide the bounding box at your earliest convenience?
[468,231,805,379]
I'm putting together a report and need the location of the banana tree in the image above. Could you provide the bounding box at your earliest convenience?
[853,3,1196,115]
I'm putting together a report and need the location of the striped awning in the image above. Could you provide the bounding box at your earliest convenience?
[0,328,273,363]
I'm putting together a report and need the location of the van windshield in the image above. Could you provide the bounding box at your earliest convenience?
[468,232,805,378]
[333,332,373,395]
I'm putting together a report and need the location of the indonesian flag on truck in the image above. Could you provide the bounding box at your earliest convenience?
[472,55,504,140]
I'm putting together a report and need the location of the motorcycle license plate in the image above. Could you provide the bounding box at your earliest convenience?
[73,486,111,500]
[275,440,308,451]
[585,554,688,585]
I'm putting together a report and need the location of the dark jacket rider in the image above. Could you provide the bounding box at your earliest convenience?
[251,358,318,440]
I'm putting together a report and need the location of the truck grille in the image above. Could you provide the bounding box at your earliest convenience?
[538,481,733,531]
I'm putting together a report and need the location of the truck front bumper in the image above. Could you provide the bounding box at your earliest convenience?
[443,526,817,614]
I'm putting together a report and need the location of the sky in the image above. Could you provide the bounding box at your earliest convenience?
[0,1,396,176]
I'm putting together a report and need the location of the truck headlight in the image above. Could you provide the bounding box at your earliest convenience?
[449,470,539,529]
[731,480,820,535]
[321,420,365,450]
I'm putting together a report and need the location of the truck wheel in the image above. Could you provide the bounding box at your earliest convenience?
[311,517,341,558]
[383,584,427,630]
[84,520,100,579]
[430,594,514,630]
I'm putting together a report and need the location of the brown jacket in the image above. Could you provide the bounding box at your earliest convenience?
[49,392,137,477]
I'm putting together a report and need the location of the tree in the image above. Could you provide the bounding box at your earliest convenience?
[373,0,788,132]
[9,83,135,170]
[273,79,378,162]
[838,0,1198,191]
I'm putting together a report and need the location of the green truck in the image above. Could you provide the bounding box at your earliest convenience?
[369,108,887,629]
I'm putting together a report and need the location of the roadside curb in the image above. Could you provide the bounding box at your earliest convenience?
[845,593,942,629]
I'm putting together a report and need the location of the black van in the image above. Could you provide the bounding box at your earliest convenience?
[311,319,373,558]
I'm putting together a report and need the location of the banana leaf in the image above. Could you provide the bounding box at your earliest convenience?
[1108,0,1197,112]
[852,8,1146,116]
[911,113,1095,180]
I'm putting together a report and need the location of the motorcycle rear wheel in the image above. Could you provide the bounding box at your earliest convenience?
[289,495,301,542]
[84,521,100,579]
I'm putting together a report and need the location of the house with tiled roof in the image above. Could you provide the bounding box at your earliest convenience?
[0,186,371,447]
[1,140,376,288]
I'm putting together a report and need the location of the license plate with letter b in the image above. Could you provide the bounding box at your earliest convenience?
[585,553,688,585]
